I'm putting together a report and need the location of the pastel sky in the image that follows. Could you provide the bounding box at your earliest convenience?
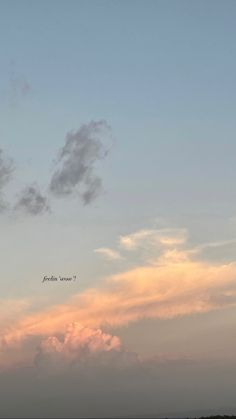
[1,1,236,417]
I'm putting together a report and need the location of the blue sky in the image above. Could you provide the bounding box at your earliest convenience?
[0,0,236,303]
[1,2,236,416]
[1,0,236,226]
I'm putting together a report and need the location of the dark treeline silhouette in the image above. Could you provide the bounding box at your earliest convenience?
[193,416,236,419]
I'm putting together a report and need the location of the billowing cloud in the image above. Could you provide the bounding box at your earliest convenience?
[94,247,123,260]
[35,323,126,371]
[49,120,111,205]
[40,323,121,358]
[14,184,50,216]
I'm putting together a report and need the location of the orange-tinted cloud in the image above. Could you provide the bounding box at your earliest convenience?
[35,323,123,372]
[1,228,236,368]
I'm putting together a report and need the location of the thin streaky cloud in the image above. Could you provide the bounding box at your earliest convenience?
[119,228,187,250]
[186,239,236,259]
[95,247,123,261]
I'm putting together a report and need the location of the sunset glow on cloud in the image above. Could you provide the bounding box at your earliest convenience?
[2,2,236,417]
[1,227,236,369]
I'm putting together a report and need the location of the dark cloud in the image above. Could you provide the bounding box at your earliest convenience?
[0,149,14,212]
[14,184,50,216]
[0,345,235,418]
[50,120,111,205]
[0,324,235,418]
[0,323,201,418]
[0,149,14,189]
[0,120,111,216]
[82,173,102,205]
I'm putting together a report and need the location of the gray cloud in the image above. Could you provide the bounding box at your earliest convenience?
[0,343,235,418]
[82,173,102,204]
[0,120,111,217]
[0,322,235,419]
[49,120,111,205]
[0,149,14,189]
[0,322,207,418]
[14,184,50,216]
[0,149,14,212]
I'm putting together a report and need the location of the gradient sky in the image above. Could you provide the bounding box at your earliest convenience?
[1,1,236,417]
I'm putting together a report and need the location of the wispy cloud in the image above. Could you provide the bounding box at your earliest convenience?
[193,238,236,252]
[49,120,112,205]
[94,247,123,261]
[119,228,187,250]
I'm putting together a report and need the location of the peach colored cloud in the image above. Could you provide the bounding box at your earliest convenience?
[2,247,236,358]
[36,323,121,366]
[119,228,187,250]
[0,299,31,328]
[1,226,236,369]
[34,322,140,374]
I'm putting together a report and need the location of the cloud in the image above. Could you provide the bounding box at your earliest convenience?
[0,320,232,418]
[0,120,111,216]
[40,323,121,358]
[194,238,236,252]
[0,149,14,211]
[0,298,31,329]
[81,174,102,204]
[0,335,223,419]
[14,184,50,216]
[0,150,14,189]
[94,247,123,261]
[119,228,187,250]
[35,323,127,371]
[49,120,112,205]
[2,225,236,367]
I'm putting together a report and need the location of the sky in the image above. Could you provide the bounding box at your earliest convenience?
[1,0,236,417]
